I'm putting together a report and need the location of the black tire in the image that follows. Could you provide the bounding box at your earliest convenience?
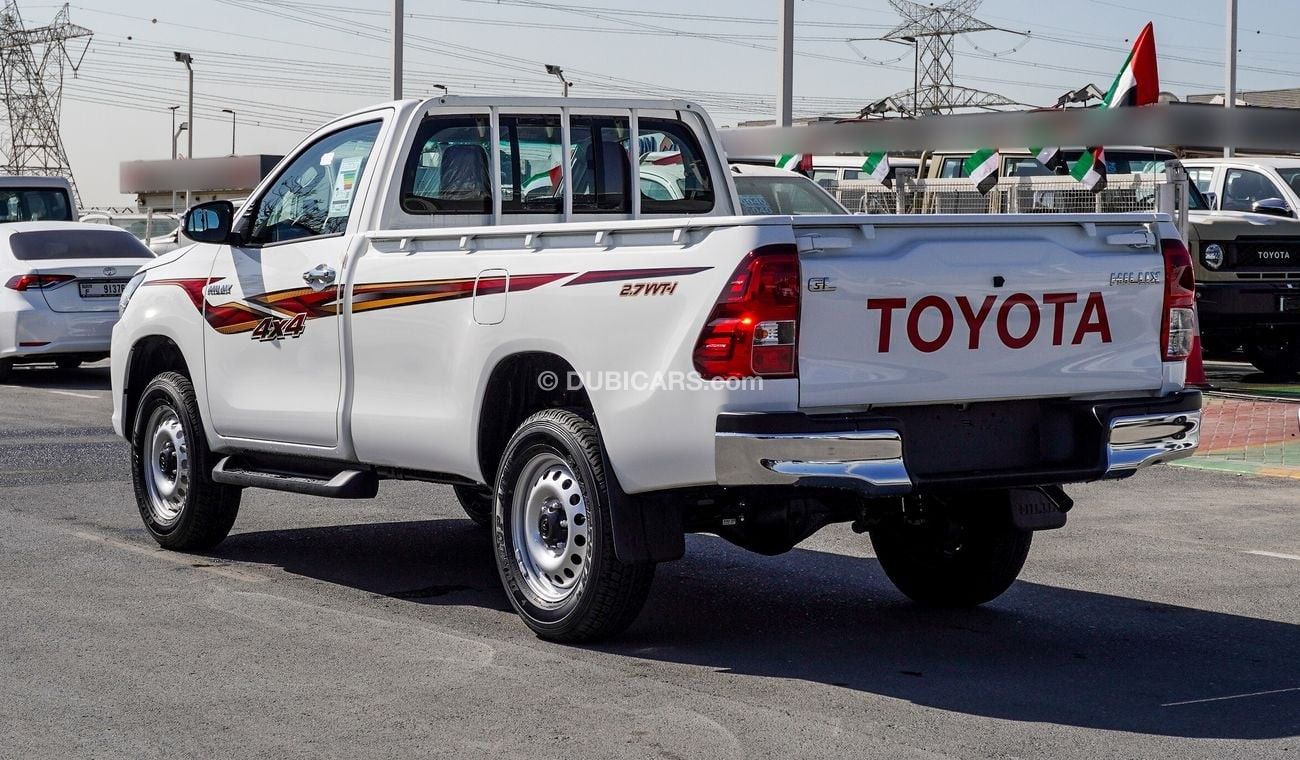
[1246,333,1300,379]
[55,357,82,371]
[0,358,12,383]
[870,491,1032,607]
[492,408,655,643]
[130,371,241,550]
[452,484,492,528]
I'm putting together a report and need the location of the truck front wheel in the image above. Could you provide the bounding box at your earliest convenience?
[492,409,654,643]
[131,372,241,550]
[870,492,1031,607]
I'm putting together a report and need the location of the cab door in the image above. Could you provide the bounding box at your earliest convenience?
[204,117,383,447]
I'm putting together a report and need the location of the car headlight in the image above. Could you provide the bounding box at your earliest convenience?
[1202,243,1225,270]
[119,272,147,315]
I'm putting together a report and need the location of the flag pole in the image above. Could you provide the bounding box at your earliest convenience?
[1224,0,1237,157]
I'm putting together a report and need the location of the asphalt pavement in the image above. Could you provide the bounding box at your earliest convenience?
[1,361,1297,760]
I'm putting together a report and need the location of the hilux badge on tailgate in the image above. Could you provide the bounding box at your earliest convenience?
[1108,270,1161,286]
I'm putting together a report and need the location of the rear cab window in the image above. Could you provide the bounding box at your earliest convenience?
[9,229,153,260]
[395,106,717,223]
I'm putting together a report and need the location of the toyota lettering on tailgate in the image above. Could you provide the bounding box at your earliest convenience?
[866,292,1113,353]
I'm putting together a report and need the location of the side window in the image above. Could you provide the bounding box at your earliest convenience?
[635,117,715,214]
[841,169,861,181]
[499,114,563,214]
[401,116,492,215]
[251,121,380,245]
[571,116,631,213]
[940,157,967,178]
[1186,168,1213,193]
[1223,168,1286,212]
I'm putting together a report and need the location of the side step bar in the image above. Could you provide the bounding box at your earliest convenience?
[211,456,379,499]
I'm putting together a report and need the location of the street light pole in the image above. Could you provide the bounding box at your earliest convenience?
[174,51,195,208]
[392,0,404,99]
[168,106,180,159]
[171,121,187,212]
[1224,0,1238,158]
[545,64,570,97]
[222,109,237,156]
[777,0,794,127]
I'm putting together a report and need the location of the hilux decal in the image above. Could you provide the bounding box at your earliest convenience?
[148,266,712,336]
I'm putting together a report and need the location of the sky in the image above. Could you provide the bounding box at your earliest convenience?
[23,0,1300,205]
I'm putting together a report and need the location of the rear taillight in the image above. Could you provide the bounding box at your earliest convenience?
[4,273,75,291]
[1161,237,1196,361]
[693,244,800,379]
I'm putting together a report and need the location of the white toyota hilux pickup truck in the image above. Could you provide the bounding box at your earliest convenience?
[112,96,1201,642]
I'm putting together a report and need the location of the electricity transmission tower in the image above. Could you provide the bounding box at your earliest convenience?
[0,2,91,205]
[878,0,1020,116]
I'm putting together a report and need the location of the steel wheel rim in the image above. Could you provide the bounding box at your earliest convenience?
[143,406,189,527]
[510,452,591,605]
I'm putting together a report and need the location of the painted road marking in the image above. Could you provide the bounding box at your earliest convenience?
[1245,550,1300,562]
[45,390,100,399]
[73,531,266,583]
[1162,686,1300,707]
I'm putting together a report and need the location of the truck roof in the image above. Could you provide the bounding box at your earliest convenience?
[0,175,73,190]
[1183,156,1300,169]
[333,95,705,123]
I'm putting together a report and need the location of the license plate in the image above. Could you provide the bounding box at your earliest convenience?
[1281,296,1300,313]
[78,280,127,298]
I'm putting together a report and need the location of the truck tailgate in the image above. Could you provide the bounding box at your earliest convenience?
[794,217,1167,409]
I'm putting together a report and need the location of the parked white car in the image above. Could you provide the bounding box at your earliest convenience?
[113,96,1200,642]
[730,163,848,215]
[1,223,153,380]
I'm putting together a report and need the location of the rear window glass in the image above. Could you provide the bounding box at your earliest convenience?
[635,118,714,214]
[0,188,74,223]
[9,229,153,260]
[734,176,845,215]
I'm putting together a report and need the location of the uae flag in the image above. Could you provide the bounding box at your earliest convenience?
[776,154,813,175]
[862,152,893,188]
[1070,146,1108,192]
[964,148,1000,195]
[1031,145,1068,174]
[1103,22,1160,108]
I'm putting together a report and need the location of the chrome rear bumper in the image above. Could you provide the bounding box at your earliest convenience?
[715,394,1201,495]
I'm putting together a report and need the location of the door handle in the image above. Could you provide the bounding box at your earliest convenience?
[302,264,336,290]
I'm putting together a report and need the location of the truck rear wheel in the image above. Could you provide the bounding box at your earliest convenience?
[870,492,1031,607]
[1246,331,1300,379]
[131,371,241,551]
[492,409,654,643]
[452,484,492,528]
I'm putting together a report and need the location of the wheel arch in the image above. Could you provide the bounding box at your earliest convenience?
[122,335,194,437]
[474,350,683,565]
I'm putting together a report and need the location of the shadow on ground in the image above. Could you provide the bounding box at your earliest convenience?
[212,518,1300,741]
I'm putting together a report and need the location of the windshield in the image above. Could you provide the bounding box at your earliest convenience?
[734,175,846,215]
[114,218,179,239]
[1005,150,1175,177]
[0,187,74,222]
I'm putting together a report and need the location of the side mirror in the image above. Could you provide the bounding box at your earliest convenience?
[1251,198,1293,218]
[1203,191,1218,210]
[182,200,235,244]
